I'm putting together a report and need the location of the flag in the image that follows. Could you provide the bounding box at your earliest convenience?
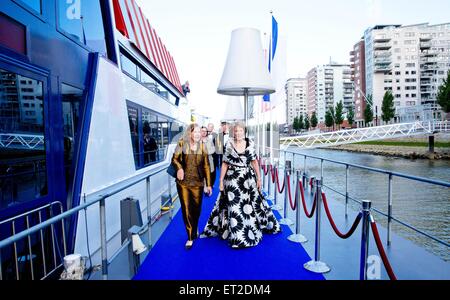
[263,15,278,104]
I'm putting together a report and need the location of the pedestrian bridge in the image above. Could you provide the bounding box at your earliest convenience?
[280,121,450,149]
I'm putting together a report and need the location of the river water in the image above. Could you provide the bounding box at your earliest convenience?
[281,147,450,261]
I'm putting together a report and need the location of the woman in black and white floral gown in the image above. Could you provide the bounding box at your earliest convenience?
[201,122,281,248]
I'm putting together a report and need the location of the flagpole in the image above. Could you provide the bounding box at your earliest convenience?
[269,11,274,162]
[262,32,267,157]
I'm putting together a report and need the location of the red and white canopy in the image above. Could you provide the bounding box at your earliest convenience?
[113,0,184,95]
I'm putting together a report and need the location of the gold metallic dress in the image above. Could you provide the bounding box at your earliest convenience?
[172,140,211,241]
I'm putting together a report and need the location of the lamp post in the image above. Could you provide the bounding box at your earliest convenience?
[217,28,275,135]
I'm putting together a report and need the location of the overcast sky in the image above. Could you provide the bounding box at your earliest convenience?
[136,0,450,125]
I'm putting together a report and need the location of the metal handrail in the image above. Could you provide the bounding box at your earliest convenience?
[260,148,450,249]
[320,183,449,247]
[0,160,176,280]
[283,149,450,188]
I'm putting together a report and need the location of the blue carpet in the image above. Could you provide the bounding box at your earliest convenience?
[134,173,324,280]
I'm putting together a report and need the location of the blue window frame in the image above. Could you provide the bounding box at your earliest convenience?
[60,83,82,198]
[13,0,42,14]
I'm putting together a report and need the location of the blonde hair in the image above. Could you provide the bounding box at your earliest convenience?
[183,123,199,141]
[230,121,246,140]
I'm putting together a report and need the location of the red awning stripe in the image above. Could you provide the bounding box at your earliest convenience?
[155,34,169,79]
[166,50,177,90]
[140,9,157,67]
[167,53,179,92]
[123,0,141,50]
[117,0,183,95]
[168,52,181,93]
[130,0,150,60]
[147,23,163,72]
[112,0,129,38]
[162,45,175,84]
[171,55,183,93]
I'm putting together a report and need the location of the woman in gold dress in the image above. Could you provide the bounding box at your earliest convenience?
[172,123,212,249]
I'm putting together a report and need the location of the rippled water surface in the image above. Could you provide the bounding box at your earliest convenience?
[281,147,450,261]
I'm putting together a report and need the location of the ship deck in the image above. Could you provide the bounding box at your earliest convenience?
[88,173,450,280]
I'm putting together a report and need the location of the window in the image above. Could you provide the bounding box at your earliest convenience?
[120,53,138,79]
[127,102,183,169]
[61,84,82,194]
[142,110,158,165]
[127,106,139,168]
[16,0,42,14]
[0,69,47,209]
[120,51,179,105]
[57,0,107,54]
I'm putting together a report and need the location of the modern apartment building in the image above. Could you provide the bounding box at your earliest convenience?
[306,63,353,124]
[350,39,366,127]
[363,23,450,123]
[285,78,307,125]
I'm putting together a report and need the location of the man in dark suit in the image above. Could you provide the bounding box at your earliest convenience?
[216,121,229,168]
[207,123,218,170]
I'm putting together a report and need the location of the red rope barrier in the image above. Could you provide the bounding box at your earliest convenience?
[275,168,285,193]
[262,163,269,175]
[286,176,297,210]
[370,219,397,280]
[321,192,362,239]
[299,181,316,218]
[270,165,276,182]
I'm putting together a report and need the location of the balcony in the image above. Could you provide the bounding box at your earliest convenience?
[373,42,392,50]
[374,65,392,73]
[421,64,438,71]
[374,57,392,65]
[373,35,391,42]
[420,35,432,41]
[420,57,438,63]
[421,50,438,57]
[374,50,392,58]
[420,42,432,49]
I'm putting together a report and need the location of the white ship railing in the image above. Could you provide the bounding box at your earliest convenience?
[0,134,45,150]
[280,120,449,149]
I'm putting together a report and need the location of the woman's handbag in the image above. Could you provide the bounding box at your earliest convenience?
[167,161,177,178]
[167,140,183,178]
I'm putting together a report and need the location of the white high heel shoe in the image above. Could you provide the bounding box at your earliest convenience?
[185,240,193,249]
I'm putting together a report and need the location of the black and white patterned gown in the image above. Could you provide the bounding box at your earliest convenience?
[201,139,281,248]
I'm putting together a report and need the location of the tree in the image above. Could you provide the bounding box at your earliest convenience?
[311,112,318,128]
[325,109,334,129]
[364,96,374,127]
[298,115,304,131]
[381,91,395,123]
[293,116,299,133]
[437,70,450,113]
[304,114,310,131]
[329,106,336,130]
[347,106,355,128]
[335,101,344,129]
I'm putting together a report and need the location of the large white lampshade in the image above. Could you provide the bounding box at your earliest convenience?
[217,28,275,96]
